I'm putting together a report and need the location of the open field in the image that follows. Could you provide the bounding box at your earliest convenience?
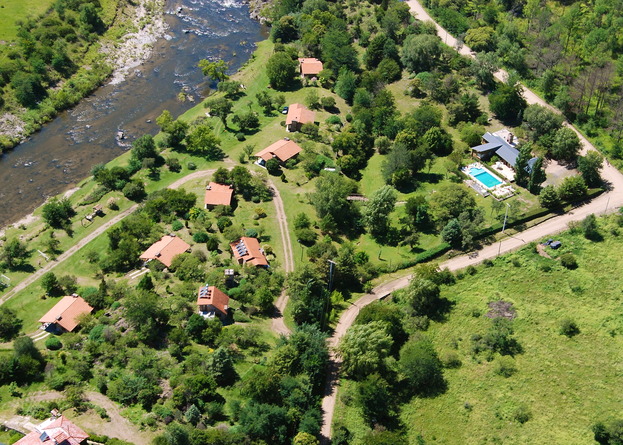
[334,213,623,444]
[0,0,54,41]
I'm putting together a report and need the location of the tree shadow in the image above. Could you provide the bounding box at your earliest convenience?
[414,172,444,184]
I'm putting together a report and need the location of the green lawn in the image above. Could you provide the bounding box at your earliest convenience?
[335,213,623,444]
[0,0,55,41]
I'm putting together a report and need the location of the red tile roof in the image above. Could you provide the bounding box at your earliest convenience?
[285,103,315,127]
[196,285,229,317]
[140,234,191,268]
[15,415,89,445]
[38,296,94,332]
[298,58,323,76]
[204,182,234,207]
[255,139,303,163]
[230,237,268,267]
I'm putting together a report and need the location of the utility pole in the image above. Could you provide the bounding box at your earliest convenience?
[322,260,337,330]
[498,203,510,257]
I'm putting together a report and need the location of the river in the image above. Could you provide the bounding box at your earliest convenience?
[0,0,266,228]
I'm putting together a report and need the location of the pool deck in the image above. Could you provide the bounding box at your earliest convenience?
[463,162,505,189]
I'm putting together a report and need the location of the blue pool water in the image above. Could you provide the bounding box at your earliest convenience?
[469,167,502,188]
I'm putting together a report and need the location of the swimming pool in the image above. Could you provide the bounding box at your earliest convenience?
[468,166,503,188]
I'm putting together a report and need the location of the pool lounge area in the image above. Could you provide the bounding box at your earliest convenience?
[462,163,516,200]
[464,163,504,189]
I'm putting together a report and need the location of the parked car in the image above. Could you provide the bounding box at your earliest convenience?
[282,106,289,114]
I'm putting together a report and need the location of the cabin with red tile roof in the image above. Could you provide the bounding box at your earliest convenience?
[197,285,229,319]
[140,234,191,268]
[285,103,315,132]
[14,414,89,445]
[255,139,303,166]
[38,295,93,333]
[230,237,268,267]
[204,182,234,209]
[298,58,323,78]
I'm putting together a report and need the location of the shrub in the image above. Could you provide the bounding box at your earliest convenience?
[441,351,462,368]
[560,253,578,269]
[494,356,517,377]
[512,404,532,424]
[45,336,62,350]
[166,157,182,172]
[193,232,209,243]
[236,132,245,141]
[122,181,146,202]
[217,217,232,232]
[326,115,342,126]
[321,96,336,109]
[559,318,580,337]
[172,220,184,231]
[245,228,259,238]
[187,162,197,170]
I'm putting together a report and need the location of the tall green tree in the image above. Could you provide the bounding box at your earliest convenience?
[198,59,229,82]
[398,336,444,394]
[185,124,223,160]
[362,186,397,239]
[266,52,297,90]
[337,321,393,379]
[488,82,527,123]
[577,151,604,187]
[401,34,443,73]
[204,97,233,127]
[0,238,30,270]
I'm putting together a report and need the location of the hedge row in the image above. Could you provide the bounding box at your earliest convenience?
[377,242,452,274]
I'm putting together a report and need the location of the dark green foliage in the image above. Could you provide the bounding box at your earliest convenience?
[170,254,206,282]
[488,82,527,123]
[560,318,580,337]
[560,253,578,269]
[0,307,22,341]
[472,318,521,356]
[550,127,581,162]
[238,402,290,445]
[398,336,444,394]
[122,180,146,202]
[338,321,392,379]
[356,302,408,356]
[232,110,260,133]
[45,336,62,350]
[334,68,358,104]
[42,198,75,229]
[11,72,45,107]
[0,336,45,385]
[321,30,359,73]
[266,52,297,90]
[143,188,197,221]
[539,185,560,208]
[577,151,604,187]
[0,238,31,270]
[582,214,600,240]
[131,135,157,161]
[401,34,443,73]
[310,173,359,233]
[192,232,209,243]
[185,124,223,160]
[204,97,233,126]
[266,158,281,175]
[593,419,623,444]
[355,374,397,427]
[557,175,588,202]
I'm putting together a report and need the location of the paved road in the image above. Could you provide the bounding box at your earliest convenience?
[0,169,217,306]
[319,2,623,441]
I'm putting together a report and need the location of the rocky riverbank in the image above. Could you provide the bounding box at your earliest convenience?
[245,0,272,23]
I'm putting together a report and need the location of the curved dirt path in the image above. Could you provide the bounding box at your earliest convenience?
[0,169,217,306]
[320,3,623,441]
[267,180,294,336]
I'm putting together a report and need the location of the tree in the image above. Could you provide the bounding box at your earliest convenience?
[185,404,201,426]
[266,52,297,90]
[204,97,233,127]
[402,278,441,317]
[337,321,392,379]
[198,59,229,82]
[41,271,60,295]
[398,336,444,394]
[356,374,396,427]
[577,151,603,186]
[522,105,563,142]
[305,90,320,110]
[362,186,397,239]
[593,419,623,444]
[42,198,75,229]
[423,127,453,156]
[557,175,588,201]
[11,72,44,107]
[238,402,290,445]
[293,432,319,445]
[0,307,22,341]
[321,30,359,73]
[527,157,547,194]
[539,185,560,208]
[464,26,495,52]
[131,135,157,161]
[186,124,223,160]
[514,144,533,188]
[401,34,443,73]
[471,52,498,90]
[122,181,146,202]
[256,91,274,115]
[488,82,527,122]
[334,68,358,104]
[1,238,30,269]
[429,183,477,226]
[441,218,463,248]
[232,110,260,132]
[550,127,581,163]
[310,173,359,232]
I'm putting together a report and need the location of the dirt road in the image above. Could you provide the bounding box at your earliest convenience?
[0,169,217,306]
[2,390,152,445]
[320,2,623,441]
[267,180,294,336]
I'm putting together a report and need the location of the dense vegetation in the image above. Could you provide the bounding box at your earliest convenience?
[424,0,623,162]
[0,0,130,151]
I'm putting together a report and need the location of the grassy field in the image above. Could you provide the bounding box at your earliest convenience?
[0,0,54,41]
[334,213,623,444]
